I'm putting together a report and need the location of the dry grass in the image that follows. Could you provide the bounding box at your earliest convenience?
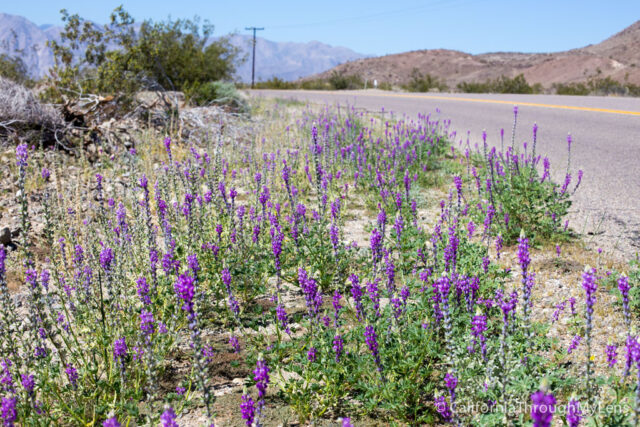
[0,77,63,141]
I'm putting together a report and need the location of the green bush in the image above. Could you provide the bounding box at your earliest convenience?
[553,82,590,96]
[328,71,363,90]
[186,80,248,111]
[300,79,331,90]
[457,74,535,94]
[254,77,296,89]
[0,54,32,87]
[403,68,448,92]
[46,7,241,106]
[471,126,580,243]
[554,78,640,97]
[588,76,627,95]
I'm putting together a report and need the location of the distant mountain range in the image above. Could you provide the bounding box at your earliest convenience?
[0,13,368,82]
[308,20,640,89]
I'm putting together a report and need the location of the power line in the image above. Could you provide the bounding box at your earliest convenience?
[245,26,264,88]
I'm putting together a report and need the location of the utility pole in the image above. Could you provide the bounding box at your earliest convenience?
[245,27,264,89]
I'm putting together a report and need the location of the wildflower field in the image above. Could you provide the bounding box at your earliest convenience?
[0,98,638,426]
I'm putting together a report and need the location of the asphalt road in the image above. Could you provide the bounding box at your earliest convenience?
[251,89,640,257]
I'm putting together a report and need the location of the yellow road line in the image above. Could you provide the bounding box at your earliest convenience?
[288,90,640,117]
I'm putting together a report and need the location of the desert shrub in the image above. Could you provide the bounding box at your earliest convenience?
[403,68,448,92]
[328,71,363,90]
[588,76,627,95]
[457,74,535,94]
[0,77,63,141]
[254,77,297,90]
[186,81,248,111]
[300,78,331,90]
[555,78,640,97]
[554,82,590,96]
[0,54,33,87]
[46,7,240,105]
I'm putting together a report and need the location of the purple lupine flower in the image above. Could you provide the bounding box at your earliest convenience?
[332,290,342,327]
[370,228,383,265]
[445,372,458,394]
[341,417,354,427]
[140,310,155,335]
[495,234,503,260]
[329,223,340,252]
[583,267,597,321]
[240,393,256,427]
[174,273,196,312]
[551,300,566,323]
[517,234,530,273]
[470,312,488,360]
[100,247,114,271]
[113,337,127,363]
[573,169,583,193]
[298,268,322,320]
[530,390,556,427]
[350,274,364,320]
[187,254,199,275]
[618,274,631,331]
[276,304,290,334]
[377,209,387,233]
[569,297,577,316]
[625,336,640,377]
[0,359,13,391]
[15,143,28,167]
[0,246,5,278]
[136,277,151,306]
[333,335,344,362]
[393,214,404,244]
[25,268,37,289]
[384,254,396,295]
[254,358,270,399]
[271,226,284,273]
[307,347,317,362]
[253,357,269,426]
[606,343,617,367]
[467,220,475,238]
[561,173,572,194]
[65,364,79,388]
[229,336,240,353]
[566,399,582,427]
[103,416,121,427]
[434,395,452,422]
[21,373,35,395]
[364,325,382,372]
[160,406,179,427]
[567,335,582,354]
[483,204,495,236]
[41,167,50,180]
[444,372,458,418]
[541,157,550,182]
[453,175,463,195]
[0,397,16,427]
[367,280,381,318]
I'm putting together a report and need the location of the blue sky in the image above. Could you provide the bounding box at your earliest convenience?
[5,0,639,56]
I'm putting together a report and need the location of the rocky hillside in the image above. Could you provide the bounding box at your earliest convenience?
[307,20,640,88]
[0,13,367,82]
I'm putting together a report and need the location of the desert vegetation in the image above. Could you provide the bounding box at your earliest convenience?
[1,6,640,427]
[1,82,640,426]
